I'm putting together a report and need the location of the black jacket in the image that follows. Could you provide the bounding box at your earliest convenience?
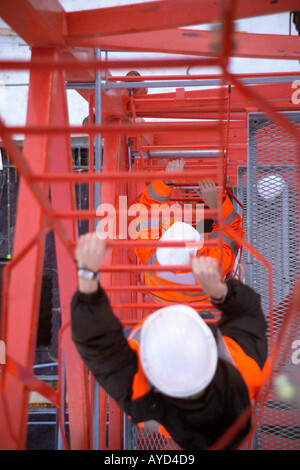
[71,279,268,450]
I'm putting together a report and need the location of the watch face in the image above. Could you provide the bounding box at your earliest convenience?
[78,269,95,280]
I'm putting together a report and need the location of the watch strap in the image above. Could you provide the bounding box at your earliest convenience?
[77,267,99,279]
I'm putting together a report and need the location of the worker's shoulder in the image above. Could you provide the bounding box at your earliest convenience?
[226,278,260,300]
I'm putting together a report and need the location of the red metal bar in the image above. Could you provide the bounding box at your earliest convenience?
[105,285,207,292]
[132,82,297,119]
[98,127,125,450]
[53,207,217,220]
[65,0,300,39]
[0,48,56,450]
[0,0,298,451]
[0,228,50,450]
[0,228,48,346]
[222,67,300,144]
[0,57,219,72]
[225,189,244,280]
[5,356,59,407]
[57,323,71,451]
[133,96,228,104]
[29,169,218,183]
[49,66,91,450]
[0,0,95,83]
[69,27,300,61]
[88,95,95,232]
[223,86,232,188]
[0,120,75,260]
[217,66,300,451]
[2,121,221,136]
[112,302,214,309]
[0,0,65,47]
[129,96,145,170]
[220,219,274,347]
[121,318,218,326]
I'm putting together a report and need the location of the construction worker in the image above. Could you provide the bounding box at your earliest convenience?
[71,233,268,450]
[130,159,244,310]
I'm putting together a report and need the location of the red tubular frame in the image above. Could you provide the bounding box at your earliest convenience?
[49,66,91,450]
[0,0,299,451]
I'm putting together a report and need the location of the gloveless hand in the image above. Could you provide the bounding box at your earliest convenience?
[191,255,227,300]
[164,158,185,185]
[76,232,110,272]
[197,180,219,209]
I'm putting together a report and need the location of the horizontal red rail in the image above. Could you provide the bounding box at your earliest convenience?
[28,170,219,183]
[54,208,217,219]
[1,0,297,452]
[105,285,206,292]
[133,96,228,104]
[105,239,220,248]
[0,57,219,72]
[113,303,216,310]
[5,357,59,407]
[222,65,300,144]
[121,319,218,326]
[3,122,222,136]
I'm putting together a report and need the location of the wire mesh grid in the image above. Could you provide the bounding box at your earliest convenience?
[237,112,300,450]
[130,423,180,451]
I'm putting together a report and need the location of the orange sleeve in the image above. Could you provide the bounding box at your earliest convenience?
[138,180,173,209]
[223,336,265,401]
[132,181,174,264]
[199,194,245,277]
[128,339,151,400]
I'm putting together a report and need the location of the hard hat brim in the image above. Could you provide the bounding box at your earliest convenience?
[140,305,218,398]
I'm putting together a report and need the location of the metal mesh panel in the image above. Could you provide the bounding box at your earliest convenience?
[125,112,300,451]
[125,422,180,450]
[237,112,300,450]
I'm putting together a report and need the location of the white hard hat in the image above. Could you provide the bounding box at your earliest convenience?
[140,304,218,398]
[156,221,202,266]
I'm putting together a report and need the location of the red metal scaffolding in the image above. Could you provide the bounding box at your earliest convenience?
[0,0,300,451]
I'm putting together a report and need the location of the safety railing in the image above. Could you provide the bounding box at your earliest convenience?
[0,1,299,451]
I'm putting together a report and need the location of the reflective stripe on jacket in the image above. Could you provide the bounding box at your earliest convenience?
[127,318,265,439]
[131,180,244,306]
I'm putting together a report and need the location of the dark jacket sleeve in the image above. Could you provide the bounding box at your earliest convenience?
[212,279,268,369]
[71,284,138,413]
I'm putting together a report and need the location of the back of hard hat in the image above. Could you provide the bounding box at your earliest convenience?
[156,221,203,266]
[140,305,218,398]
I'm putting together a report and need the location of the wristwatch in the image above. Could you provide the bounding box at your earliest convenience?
[77,267,99,280]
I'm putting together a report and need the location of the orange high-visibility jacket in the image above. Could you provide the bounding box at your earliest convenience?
[127,310,266,440]
[71,278,268,450]
[131,180,244,307]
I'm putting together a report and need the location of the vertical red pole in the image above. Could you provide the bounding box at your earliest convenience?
[99,125,124,450]
[49,66,91,449]
[0,48,55,449]
[88,94,95,232]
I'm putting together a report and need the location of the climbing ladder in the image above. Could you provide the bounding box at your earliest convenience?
[0,0,300,451]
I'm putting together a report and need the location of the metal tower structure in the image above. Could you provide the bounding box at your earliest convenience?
[0,0,300,450]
